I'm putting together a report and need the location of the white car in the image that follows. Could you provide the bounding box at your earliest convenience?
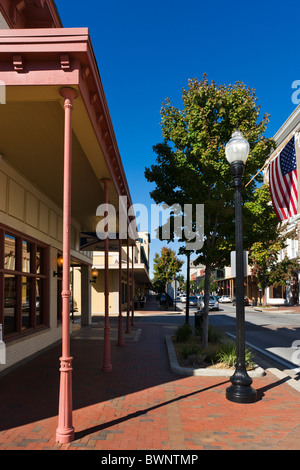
[197,295,219,311]
[219,295,231,303]
[180,295,187,303]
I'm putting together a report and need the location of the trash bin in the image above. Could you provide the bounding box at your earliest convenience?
[252,299,257,307]
[194,311,203,330]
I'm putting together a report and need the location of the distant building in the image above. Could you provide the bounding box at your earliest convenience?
[190,261,205,292]
[85,232,151,315]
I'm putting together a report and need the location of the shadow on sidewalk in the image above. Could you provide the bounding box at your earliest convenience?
[74,379,229,441]
[256,376,290,401]
[0,321,184,432]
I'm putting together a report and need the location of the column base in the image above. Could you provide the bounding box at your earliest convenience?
[226,384,257,404]
[56,427,75,444]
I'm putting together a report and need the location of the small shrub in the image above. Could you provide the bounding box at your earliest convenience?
[215,342,255,369]
[208,326,224,343]
[175,323,192,343]
[180,342,202,359]
[202,345,219,364]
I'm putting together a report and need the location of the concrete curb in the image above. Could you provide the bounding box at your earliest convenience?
[165,335,265,377]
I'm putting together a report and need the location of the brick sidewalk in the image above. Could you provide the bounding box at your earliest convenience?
[0,313,300,450]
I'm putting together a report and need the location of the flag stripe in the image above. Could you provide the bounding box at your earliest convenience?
[275,156,290,209]
[284,170,297,216]
[269,155,288,220]
[269,136,298,222]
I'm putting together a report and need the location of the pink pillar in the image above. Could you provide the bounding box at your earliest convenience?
[102,178,112,372]
[117,237,124,346]
[56,87,78,444]
[131,245,135,326]
[125,237,130,334]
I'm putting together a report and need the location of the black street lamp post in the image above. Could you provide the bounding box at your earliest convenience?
[225,130,257,404]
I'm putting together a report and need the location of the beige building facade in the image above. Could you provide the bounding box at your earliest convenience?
[89,231,151,315]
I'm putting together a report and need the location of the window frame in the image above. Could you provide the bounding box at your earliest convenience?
[0,225,50,341]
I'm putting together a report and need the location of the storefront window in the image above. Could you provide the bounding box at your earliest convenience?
[270,285,285,299]
[36,246,44,274]
[4,275,17,335]
[1,228,49,339]
[36,278,43,326]
[21,276,32,330]
[22,241,32,273]
[4,234,16,271]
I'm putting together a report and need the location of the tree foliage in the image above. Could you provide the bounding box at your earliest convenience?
[145,74,277,347]
[152,247,184,293]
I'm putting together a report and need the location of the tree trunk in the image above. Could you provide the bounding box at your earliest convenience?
[202,265,211,349]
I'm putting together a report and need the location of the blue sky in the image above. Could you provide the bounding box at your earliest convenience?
[56,0,300,278]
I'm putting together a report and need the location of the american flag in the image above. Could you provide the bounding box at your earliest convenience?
[269,135,298,221]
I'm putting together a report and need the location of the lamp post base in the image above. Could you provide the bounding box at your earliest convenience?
[226,384,257,404]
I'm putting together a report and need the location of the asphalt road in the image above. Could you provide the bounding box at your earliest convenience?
[135,301,300,377]
[209,303,300,375]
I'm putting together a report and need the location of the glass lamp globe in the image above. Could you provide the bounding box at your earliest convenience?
[225,130,250,164]
[91,268,99,279]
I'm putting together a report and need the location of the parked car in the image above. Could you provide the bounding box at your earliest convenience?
[4,298,15,308]
[232,296,249,306]
[197,295,219,311]
[219,295,231,303]
[189,296,198,307]
[180,294,187,303]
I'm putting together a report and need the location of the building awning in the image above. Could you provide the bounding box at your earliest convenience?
[0,28,137,236]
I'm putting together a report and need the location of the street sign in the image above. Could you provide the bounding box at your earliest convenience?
[231,251,248,278]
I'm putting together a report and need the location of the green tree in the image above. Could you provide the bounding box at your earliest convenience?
[176,274,185,290]
[145,74,276,347]
[198,275,217,294]
[152,247,184,294]
[249,230,299,305]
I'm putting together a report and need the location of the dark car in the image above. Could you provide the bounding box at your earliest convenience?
[232,296,249,306]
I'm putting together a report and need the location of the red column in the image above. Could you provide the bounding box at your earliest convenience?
[56,87,78,444]
[117,237,124,346]
[102,178,112,372]
[131,245,135,326]
[125,238,130,334]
